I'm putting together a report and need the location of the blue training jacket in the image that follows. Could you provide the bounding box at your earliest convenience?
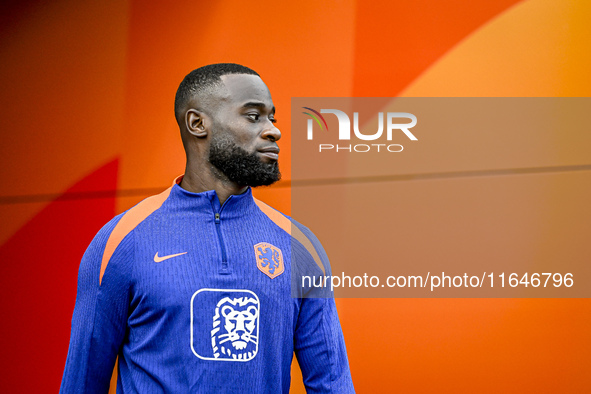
[60,177,354,393]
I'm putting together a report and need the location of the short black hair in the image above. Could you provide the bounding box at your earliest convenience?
[174,63,260,119]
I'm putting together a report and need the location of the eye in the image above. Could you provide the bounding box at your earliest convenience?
[269,116,277,124]
[246,113,260,122]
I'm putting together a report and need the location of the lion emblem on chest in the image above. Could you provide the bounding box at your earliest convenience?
[211,296,259,361]
[254,242,284,279]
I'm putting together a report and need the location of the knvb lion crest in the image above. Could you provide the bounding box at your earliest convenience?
[254,242,284,279]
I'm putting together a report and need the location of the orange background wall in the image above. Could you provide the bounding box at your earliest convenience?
[1,0,589,392]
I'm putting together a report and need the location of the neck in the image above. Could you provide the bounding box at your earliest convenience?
[180,161,248,205]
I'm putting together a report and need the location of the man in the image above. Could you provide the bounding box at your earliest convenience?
[60,63,354,393]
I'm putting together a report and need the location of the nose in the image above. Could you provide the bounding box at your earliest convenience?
[262,122,281,142]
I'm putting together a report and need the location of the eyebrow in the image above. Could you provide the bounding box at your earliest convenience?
[242,101,275,113]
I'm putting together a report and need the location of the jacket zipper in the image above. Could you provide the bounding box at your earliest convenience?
[214,212,229,272]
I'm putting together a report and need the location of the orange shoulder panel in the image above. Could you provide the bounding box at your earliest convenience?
[99,186,172,285]
[254,198,325,275]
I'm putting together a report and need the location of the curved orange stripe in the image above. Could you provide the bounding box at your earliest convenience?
[99,186,172,285]
[254,198,292,235]
[254,198,325,275]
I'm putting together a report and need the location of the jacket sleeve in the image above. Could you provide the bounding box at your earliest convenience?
[60,215,132,394]
[292,223,355,393]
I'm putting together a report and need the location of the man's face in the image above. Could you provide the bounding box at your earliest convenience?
[207,74,281,187]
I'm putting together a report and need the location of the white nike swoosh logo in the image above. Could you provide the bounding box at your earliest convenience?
[154,252,187,263]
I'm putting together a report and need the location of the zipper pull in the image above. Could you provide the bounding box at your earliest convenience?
[215,213,220,224]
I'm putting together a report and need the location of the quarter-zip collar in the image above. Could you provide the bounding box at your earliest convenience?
[169,175,258,217]
[168,176,258,275]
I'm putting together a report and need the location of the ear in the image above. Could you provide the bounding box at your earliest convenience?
[185,109,208,138]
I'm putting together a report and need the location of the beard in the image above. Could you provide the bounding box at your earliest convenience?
[208,133,281,187]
